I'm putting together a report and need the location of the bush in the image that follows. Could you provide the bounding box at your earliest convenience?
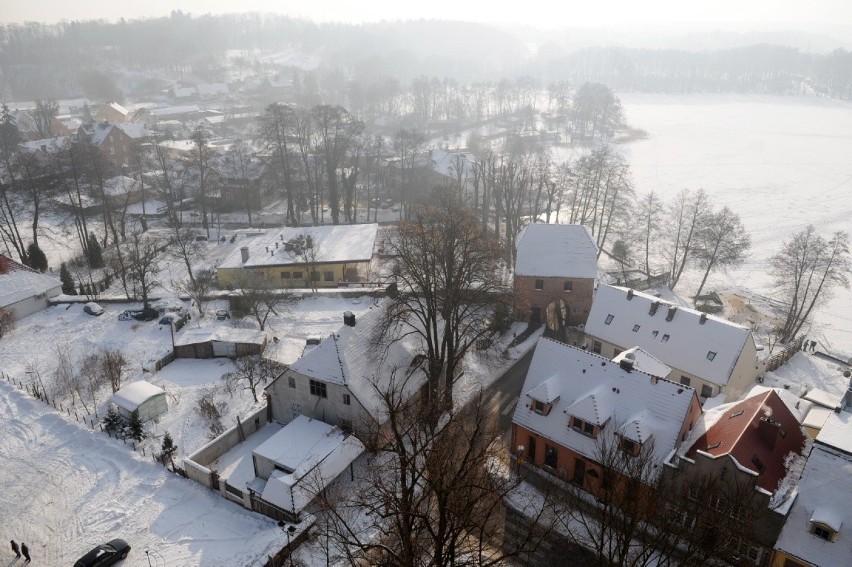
[0,308,15,339]
[125,409,145,441]
[196,388,227,439]
[102,405,123,432]
[87,234,105,268]
[26,243,48,272]
[59,262,76,295]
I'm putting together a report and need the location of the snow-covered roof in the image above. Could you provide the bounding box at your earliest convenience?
[149,105,200,117]
[110,380,166,412]
[196,83,230,96]
[114,122,148,139]
[803,388,843,410]
[430,148,474,180]
[108,102,129,116]
[174,326,266,347]
[284,301,426,421]
[512,337,698,465]
[219,224,378,269]
[815,409,852,454]
[586,285,753,386]
[172,87,197,98]
[255,415,364,514]
[103,176,142,197]
[774,414,852,567]
[0,255,61,309]
[802,405,833,431]
[612,347,672,378]
[514,223,598,279]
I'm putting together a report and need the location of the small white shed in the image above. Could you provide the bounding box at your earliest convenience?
[111,380,168,422]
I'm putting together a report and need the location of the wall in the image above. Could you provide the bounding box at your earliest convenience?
[138,392,168,423]
[186,405,269,468]
[6,284,61,320]
[514,276,594,327]
[218,260,368,290]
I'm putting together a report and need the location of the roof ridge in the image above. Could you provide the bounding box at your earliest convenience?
[331,332,346,385]
[722,390,772,455]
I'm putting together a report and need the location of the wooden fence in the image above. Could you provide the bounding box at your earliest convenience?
[764,336,806,373]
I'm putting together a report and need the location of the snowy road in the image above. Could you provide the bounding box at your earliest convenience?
[0,380,282,566]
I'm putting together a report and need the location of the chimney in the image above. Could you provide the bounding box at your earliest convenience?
[275,242,279,249]
[240,247,249,263]
[627,289,634,300]
[649,301,660,316]
[666,306,678,321]
[619,358,634,372]
[343,311,356,327]
[699,313,708,325]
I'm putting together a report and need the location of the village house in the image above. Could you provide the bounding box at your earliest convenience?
[511,337,703,497]
[771,407,852,567]
[585,284,761,401]
[665,388,809,565]
[78,121,149,171]
[213,152,274,211]
[0,255,62,320]
[95,102,130,123]
[110,380,168,423]
[513,223,598,327]
[265,303,427,439]
[216,224,379,289]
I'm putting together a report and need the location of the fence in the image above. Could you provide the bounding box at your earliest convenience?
[764,336,806,373]
[0,371,181,473]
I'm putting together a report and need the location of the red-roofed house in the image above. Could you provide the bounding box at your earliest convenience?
[0,255,61,320]
[666,389,808,564]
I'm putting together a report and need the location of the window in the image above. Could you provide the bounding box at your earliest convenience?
[343,393,351,405]
[309,379,327,398]
[709,494,725,512]
[620,437,639,456]
[652,330,659,338]
[707,351,717,361]
[731,505,748,521]
[701,384,713,398]
[340,418,353,434]
[528,436,537,462]
[533,400,546,414]
[592,341,602,354]
[311,271,320,281]
[687,486,700,502]
[563,281,573,292]
[534,279,544,290]
[281,271,291,279]
[812,523,835,541]
[632,324,640,332]
[544,445,558,468]
[680,376,691,386]
[751,455,766,473]
[292,271,303,279]
[324,271,334,282]
[661,333,670,342]
[288,376,296,388]
[604,314,614,325]
[571,417,596,437]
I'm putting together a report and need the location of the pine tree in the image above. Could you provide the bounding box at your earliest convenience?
[26,243,48,272]
[87,234,105,268]
[127,409,145,441]
[161,432,177,469]
[59,262,76,294]
[102,405,123,432]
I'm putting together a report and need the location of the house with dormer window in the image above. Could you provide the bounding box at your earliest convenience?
[511,337,702,498]
[771,411,852,567]
[585,284,760,401]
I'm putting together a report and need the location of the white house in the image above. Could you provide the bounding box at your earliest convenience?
[0,255,62,320]
[110,380,168,422]
[265,301,427,438]
[772,410,852,567]
[585,284,760,401]
[249,415,364,520]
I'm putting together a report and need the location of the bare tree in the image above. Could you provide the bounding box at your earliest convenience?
[637,191,663,286]
[189,126,215,239]
[230,271,295,331]
[770,226,850,342]
[260,103,300,226]
[33,98,59,139]
[693,207,750,299]
[314,105,363,224]
[222,355,280,402]
[381,189,508,410]
[663,189,711,290]
[100,347,129,393]
[124,227,163,310]
[391,128,428,220]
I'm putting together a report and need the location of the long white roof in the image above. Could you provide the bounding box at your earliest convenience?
[774,412,852,567]
[110,380,165,412]
[219,224,378,269]
[174,326,266,347]
[514,223,598,278]
[285,301,426,421]
[585,285,753,386]
[512,337,698,464]
[0,255,61,309]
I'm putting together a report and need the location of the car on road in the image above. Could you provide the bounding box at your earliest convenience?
[73,538,131,567]
[83,302,105,316]
[216,309,231,320]
[159,311,190,330]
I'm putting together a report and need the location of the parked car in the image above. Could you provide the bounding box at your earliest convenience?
[73,538,131,567]
[215,309,231,320]
[118,307,159,322]
[302,336,322,356]
[159,311,190,330]
[83,302,104,316]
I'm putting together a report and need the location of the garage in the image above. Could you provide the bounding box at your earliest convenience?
[174,327,267,359]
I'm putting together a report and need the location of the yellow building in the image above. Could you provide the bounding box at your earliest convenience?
[217,224,379,289]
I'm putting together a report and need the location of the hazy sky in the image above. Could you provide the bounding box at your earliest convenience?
[3,0,851,31]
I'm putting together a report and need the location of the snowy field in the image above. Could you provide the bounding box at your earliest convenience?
[617,94,852,355]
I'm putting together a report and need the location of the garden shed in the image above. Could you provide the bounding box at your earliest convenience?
[174,327,267,359]
[110,380,168,422]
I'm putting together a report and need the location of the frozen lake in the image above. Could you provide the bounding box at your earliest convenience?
[619,94,852,353]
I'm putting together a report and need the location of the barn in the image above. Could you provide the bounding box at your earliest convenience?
[111,380,168,422]
[174,327,267,359]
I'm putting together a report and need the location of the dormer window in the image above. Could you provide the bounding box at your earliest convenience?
[812,523,836,542]
[661,334,670,342]
[532,400,552,416]
[570,416,597,438]
[707,351,717,361]
[632,324,640,332]
[605,314,614,325]
[810,509,841,542]
[620,437,640,456]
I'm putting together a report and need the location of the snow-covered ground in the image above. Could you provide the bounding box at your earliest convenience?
[618,93,852,355]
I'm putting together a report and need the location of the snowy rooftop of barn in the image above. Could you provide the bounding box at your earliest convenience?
[0,255,61,308]
[514,223,598,279]
[110,380,165,412]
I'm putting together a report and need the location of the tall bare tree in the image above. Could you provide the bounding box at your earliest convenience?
[663,189,711,290]
[770,226,850,342]
[222,355,279,403]
[33,98,59,139]
[260,103,299,226]
[314,105,363,224]
[693,206,750,299]
[189,126,215,239]
[230,270,295,331]
[124,227,163,310]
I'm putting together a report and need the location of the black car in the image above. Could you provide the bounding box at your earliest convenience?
[73,538,131,567]
[118,307,159,322]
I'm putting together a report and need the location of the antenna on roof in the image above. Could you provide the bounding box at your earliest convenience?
[627,289,634,300]
[699,313,708,324]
